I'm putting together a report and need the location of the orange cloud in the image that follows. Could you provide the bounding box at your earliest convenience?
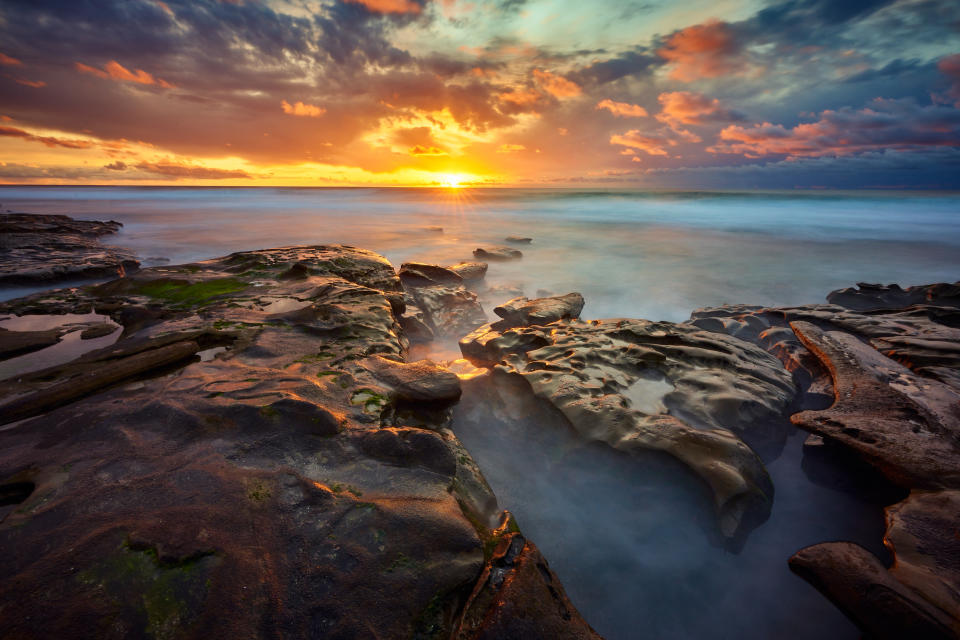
[15,79,46,88]
[656,91,744,132]
[497,144,526,153]
[657,19,743,82]
[0,53,21,66]
[343,0,422,13]
[135,161,251,179]
[609,130,671,156]
[498,87,542,107]
[596,99,648,117]
[75,60,174,88]
[0,125,94,149]
[409,145,447,156]
[281,100,326,117]
[533,69,581,98]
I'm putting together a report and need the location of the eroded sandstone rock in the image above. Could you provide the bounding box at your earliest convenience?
[0,245,593,639]
[459,302,796,541]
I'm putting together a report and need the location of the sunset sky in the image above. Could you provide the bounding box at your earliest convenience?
[1,0,959,188]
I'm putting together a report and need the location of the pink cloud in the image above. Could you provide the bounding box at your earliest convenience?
[939,53,960,106]
[0,53,22,66]
[709,99,960,157]
[657,20,744,82]
[343,0,422,14]
[596,99,648,117]
[656,91,743,128]
[76,60,174,88]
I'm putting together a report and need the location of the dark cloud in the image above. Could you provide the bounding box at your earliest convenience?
[569,48,662,86]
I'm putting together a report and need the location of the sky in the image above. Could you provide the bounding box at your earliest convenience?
[0,0,959,188]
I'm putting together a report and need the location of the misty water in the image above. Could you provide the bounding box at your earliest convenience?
[2,186,959,638]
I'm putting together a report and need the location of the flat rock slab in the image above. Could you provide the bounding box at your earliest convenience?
[473,247,522,261]
[0,213,140,285]
[504,237,532,244]
[399,262,464,287]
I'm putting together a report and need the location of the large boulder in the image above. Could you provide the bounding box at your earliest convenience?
[473,247,522,261]
[459,298,797,542]
[0,245,595,639]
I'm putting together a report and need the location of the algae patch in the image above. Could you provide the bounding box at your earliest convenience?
[76,540,219,640]
[136,278,247,307]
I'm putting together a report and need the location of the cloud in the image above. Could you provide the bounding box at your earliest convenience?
[76,60,173,88]
[281,100,326,117]
[343,0,423,14]
[408,145,447,156]
[134,161,252,179]
[657,19,745,82]
[656,91,745,128]
[596,99,648,118]
[709,98,960,157]
[0,125,94,149]
[940,53,960,106]
[497,143,526,153]
[609,130,672,156]
[15,79,46,88]
[532,69,581,98]
[569,49,661,86]
[0,53,21,66]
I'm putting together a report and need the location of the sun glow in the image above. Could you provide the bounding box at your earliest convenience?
[439,174,465,188]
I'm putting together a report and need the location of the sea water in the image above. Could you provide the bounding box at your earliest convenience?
[1,186,958,638]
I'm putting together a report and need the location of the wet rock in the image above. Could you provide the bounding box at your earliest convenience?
[399,262,464,287]
[788,542,956,640]
[460,311,796,541]
[407,284,488,339]
[0,245,593,639]
[364,355,462,404]
[0,327,61,359]
[448,261,488,284]
[504,236,532,244]
[827,281,960,311]
[79,323,116,340]
[398,294,434,343]
[0,212,140,285]
[453,513,601,640]
[789,321,960,489]
[473,246,522,261]
[492,292,584,330]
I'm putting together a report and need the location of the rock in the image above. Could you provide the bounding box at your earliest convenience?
[492,293,584,330]
[504,236,532,244]
[399,262,464,287]
[406,285,488,339]
[827,281,960,311]
[0,245,593,638]
[788,542,956,640]
[0,327,61,359]
[0,212,140,285]
[473,246,522,261]
[398,294,434,343]
[459,314,796,542]
[364,355,462,404]
[789,321,960,489]
[691,284,960,634]
[448,262,488,283]
[453,514,601,640]
[79,323,117,340]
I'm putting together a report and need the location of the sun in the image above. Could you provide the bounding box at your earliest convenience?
[439,174,465,188]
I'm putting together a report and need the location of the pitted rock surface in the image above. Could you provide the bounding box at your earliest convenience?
[460,309,797,541]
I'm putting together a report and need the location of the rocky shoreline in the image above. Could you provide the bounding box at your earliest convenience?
[0,214,958,638]
[0,213,140,285]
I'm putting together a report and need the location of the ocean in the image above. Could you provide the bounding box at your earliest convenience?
[2,186,959,639]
